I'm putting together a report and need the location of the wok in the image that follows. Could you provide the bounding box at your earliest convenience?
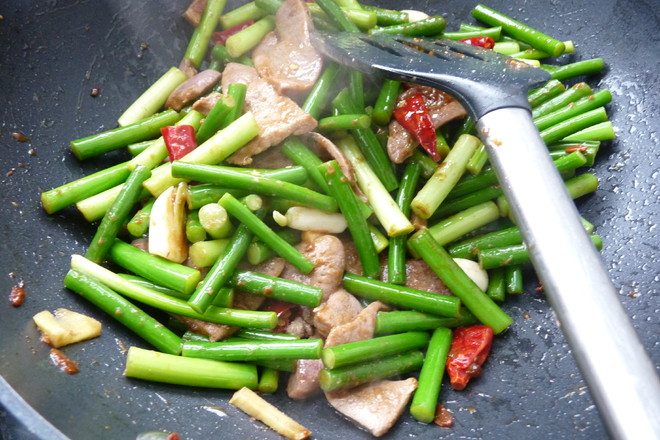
[1,0,658,438]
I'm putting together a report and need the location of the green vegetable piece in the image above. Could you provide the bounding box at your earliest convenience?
[387,162,421,284]
[411,134,481,219]
[229,271,322,307]
[171,161,337,212]
[370,16,446,36]
[333,89,399,192]
[181,338,323,362]
[410,327,452,423]
[319,350,424,392]
[486,267,506,302]
[188,221,255,314]
[85,165,151,264]
[41,162,131,215]
[506,265,524,294]
[127,198,155,238]
[125,346,258,390]
[185,210,208,243]
[342,273,461,318]
[184,0,227,67]
[258,367,280,394]
[301,63,342,119]
[225,15,276,58]
[322,331,430,369]
[109,239,201,296]
[408,230,512,334]
[65,270,182,355]
[219,193,315,273]
[220,1,267,29]
[541,58,605,81]
[319,160,381,279]
[375,309,477,335]
[71,255,277,328]
[117,68,188,126]
[71,110,181,160]
[372,79,401,126]
[472,4,565,56]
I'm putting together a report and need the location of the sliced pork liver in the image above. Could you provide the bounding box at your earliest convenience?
[238,256,286,278]
[324,301,385,348]
[221,63,317,165]
[165,69,222,112]
[191,92,221,116]
[252,0,322,96]
[312,288,363,338]
[247,144,296,169]
[380,258,453,296]
[325,378,418,437]
[287,292,376,399]
[287,358,325,400]
[178,57,198,79]
[280,233,346,300]
[302,132,356,184]
[173,315,238,342]
[182,0,207,26]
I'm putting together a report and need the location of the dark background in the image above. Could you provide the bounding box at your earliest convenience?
[1,0,659,439]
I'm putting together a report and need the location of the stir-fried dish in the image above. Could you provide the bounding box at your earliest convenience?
[37,0,612,437]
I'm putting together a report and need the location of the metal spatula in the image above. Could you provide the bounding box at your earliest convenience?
[312,31,660,439]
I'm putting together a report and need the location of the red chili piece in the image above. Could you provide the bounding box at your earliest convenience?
[393,93,440,161]
[263,300,299,333]
[565,144,589,153]
[446,325,494,390]
[161,125,198,161]
[212,20,255,45]
[459,36,496,50]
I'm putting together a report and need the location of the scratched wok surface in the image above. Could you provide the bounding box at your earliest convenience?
[1,0,659,439]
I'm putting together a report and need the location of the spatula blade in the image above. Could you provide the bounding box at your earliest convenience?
[312,31,551,118]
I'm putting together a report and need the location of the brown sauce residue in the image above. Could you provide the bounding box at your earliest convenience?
[433,404,454,428]
[11,132,29,142]
[49,348,79,374]
[9,280,25,307]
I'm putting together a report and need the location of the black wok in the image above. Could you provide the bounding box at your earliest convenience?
[1,0,659,438]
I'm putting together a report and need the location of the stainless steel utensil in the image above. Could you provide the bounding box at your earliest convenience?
[312,31,660,439]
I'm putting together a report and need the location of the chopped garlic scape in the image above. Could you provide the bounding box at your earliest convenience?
[514,58,542,67]
[33,308,102,348]
[273,210,288,227]
[230,387,311,440]
[198,202,233,239]
[401,9,429,22]
[453,258,489,292]
[285,206,347,233]
[148,182,188,263]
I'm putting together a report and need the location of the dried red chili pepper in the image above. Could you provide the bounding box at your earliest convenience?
[446,325,494,390]
[263,300,300,333]
[393,93,440,161]
[161,125,197,161]
[212,20,255,46]
[459,36,496,50]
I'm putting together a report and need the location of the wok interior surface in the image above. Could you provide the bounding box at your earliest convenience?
[1,0,658,438]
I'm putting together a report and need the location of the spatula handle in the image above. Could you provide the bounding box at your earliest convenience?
[476,107,660,440]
